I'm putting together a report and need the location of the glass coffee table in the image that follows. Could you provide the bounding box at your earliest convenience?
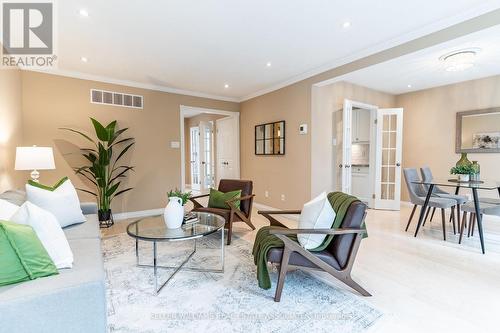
[126,212,225,294]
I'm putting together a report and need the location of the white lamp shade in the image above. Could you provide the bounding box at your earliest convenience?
[15,146,56,170]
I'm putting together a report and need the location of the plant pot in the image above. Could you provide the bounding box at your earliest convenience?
[457,174,470,182]
[98,209,114,228]
[164,197,184,229]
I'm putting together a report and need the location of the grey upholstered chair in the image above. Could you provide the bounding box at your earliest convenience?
[420,166,469,232]
[403,168,457,240]
[459,199,500,244]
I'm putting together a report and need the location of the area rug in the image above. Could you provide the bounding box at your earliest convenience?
[102,232,382,333]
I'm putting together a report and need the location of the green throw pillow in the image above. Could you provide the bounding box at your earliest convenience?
[0,221,58,286]
[28,176,68,191]
[208,188,241,210]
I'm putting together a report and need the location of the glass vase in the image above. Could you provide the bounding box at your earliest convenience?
[456,153,472,167]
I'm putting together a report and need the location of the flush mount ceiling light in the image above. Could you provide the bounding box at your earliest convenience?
[266,62,272,67]
[79,9,89,17]
[342,21,351,29]
[439,48,481,72]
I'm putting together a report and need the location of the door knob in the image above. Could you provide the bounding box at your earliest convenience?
[396,163,401,167]
[339,164,343,168]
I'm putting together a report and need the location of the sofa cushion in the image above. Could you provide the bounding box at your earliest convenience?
[0,190,26,206]
[0,199,19,220]
[0,238,106,333]
[63,214,100,240]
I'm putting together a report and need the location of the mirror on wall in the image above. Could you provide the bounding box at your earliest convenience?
[456,108,500,153]
[255,121,285,155]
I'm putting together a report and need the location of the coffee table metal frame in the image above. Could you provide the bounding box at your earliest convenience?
[127,216,225,295]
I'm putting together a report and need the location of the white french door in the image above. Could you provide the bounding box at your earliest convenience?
[341,100,353,194]
[374,108,404,210]
[200,121,215,190]
[189,126,201,190]
[216,116,240,183]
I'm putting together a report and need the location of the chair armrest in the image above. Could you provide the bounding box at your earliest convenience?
[190,194,210,200]
[258,210,302,215]
[269,227,365,236]
[80,202,98,215]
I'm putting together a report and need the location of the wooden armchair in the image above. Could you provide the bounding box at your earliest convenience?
[258,201,370,302]
[190,179,255,245]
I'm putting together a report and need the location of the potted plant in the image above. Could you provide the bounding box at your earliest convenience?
[450,165,476,182]
[61,118,135,227]
[164,189,191,229]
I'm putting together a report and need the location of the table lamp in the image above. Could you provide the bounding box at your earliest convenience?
[15,146,56,182]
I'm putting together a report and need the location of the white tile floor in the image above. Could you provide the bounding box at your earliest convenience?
[105,202,500,333]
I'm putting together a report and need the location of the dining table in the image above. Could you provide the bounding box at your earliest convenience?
[411,178,500,254]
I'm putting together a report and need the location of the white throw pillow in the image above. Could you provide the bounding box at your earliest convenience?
[26,178,85,227]
[297,192,336,250]
[0,199,19,220]
[11,202,74,269]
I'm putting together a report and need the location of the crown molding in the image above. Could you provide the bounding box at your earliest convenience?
[23,68,240,103]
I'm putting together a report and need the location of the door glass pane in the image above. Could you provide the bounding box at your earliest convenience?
[383,115,391,131]
[380,113,398,201]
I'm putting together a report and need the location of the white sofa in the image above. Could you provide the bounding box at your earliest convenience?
[0,190,107,333]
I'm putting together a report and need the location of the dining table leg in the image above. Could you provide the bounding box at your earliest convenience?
[471,188,485,254]
[414,184,434,237]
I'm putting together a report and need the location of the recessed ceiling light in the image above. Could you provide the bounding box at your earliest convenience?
[439,48,481,72]
[80,57,88,63]
[79,9,89,17]
[342,21,351,29]
[224,84,229,89]
[266,62,272,67]
[407,84,412,88]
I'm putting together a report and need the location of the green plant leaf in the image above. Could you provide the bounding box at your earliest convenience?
[91,118,110,141]
[108,128,128,146]
[76,188,97,197]
[106,182,120,197]
[109,166,134,184]
[60,127,97,146]
[113,187,133,198]
[114,142,135,165]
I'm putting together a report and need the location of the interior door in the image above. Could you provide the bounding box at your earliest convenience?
[189,126,201,190]
[216,116,240,183]
[374,108,404,210]
[200,121,215,190]
[341,99,353,194]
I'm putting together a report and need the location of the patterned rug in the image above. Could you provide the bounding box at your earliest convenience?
[102,232,382,333]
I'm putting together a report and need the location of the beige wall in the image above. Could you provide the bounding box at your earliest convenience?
[312,81,396,197]
[21,71,239,212]
[184,113,226,185]
[240,80,312,209]
[397,75,500,201]
[0,69,23,192]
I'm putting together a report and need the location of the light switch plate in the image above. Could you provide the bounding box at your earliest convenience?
[170,141,180,149]
[299,124,308,135]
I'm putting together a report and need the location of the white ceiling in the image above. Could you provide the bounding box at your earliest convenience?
[45,0,500,101]
[338,25,500,95]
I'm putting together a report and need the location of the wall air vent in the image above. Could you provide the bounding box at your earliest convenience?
[90,89,143,109]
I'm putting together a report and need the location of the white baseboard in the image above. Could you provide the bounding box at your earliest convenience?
[113,208,164,221]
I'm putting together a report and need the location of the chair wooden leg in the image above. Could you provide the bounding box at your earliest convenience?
[423,206,431,226]
[405,205,417,231]
[451,208,456,235]
[459,211,467,244]
[274,247,291,302]
[430,207,436,222]
[441,208,446,241]
[226,218,233,245]
[344,276,372,297]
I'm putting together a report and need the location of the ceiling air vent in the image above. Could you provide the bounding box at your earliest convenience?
[90,89,143,109]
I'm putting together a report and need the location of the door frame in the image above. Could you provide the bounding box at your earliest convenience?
[180,105,240,192]
[343,99,378,208]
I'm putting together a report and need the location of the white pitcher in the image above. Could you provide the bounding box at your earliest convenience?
[164,197,184,229]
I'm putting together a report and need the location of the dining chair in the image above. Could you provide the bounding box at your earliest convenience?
[420,166,469,232]
[459,199,500,244]
[403,168,457,240]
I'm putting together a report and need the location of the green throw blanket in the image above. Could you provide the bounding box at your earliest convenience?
[252,192,366,290]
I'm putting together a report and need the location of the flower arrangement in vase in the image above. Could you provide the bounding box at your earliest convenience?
[450,165,476,182]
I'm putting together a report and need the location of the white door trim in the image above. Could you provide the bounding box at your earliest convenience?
[180,105,240,192]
